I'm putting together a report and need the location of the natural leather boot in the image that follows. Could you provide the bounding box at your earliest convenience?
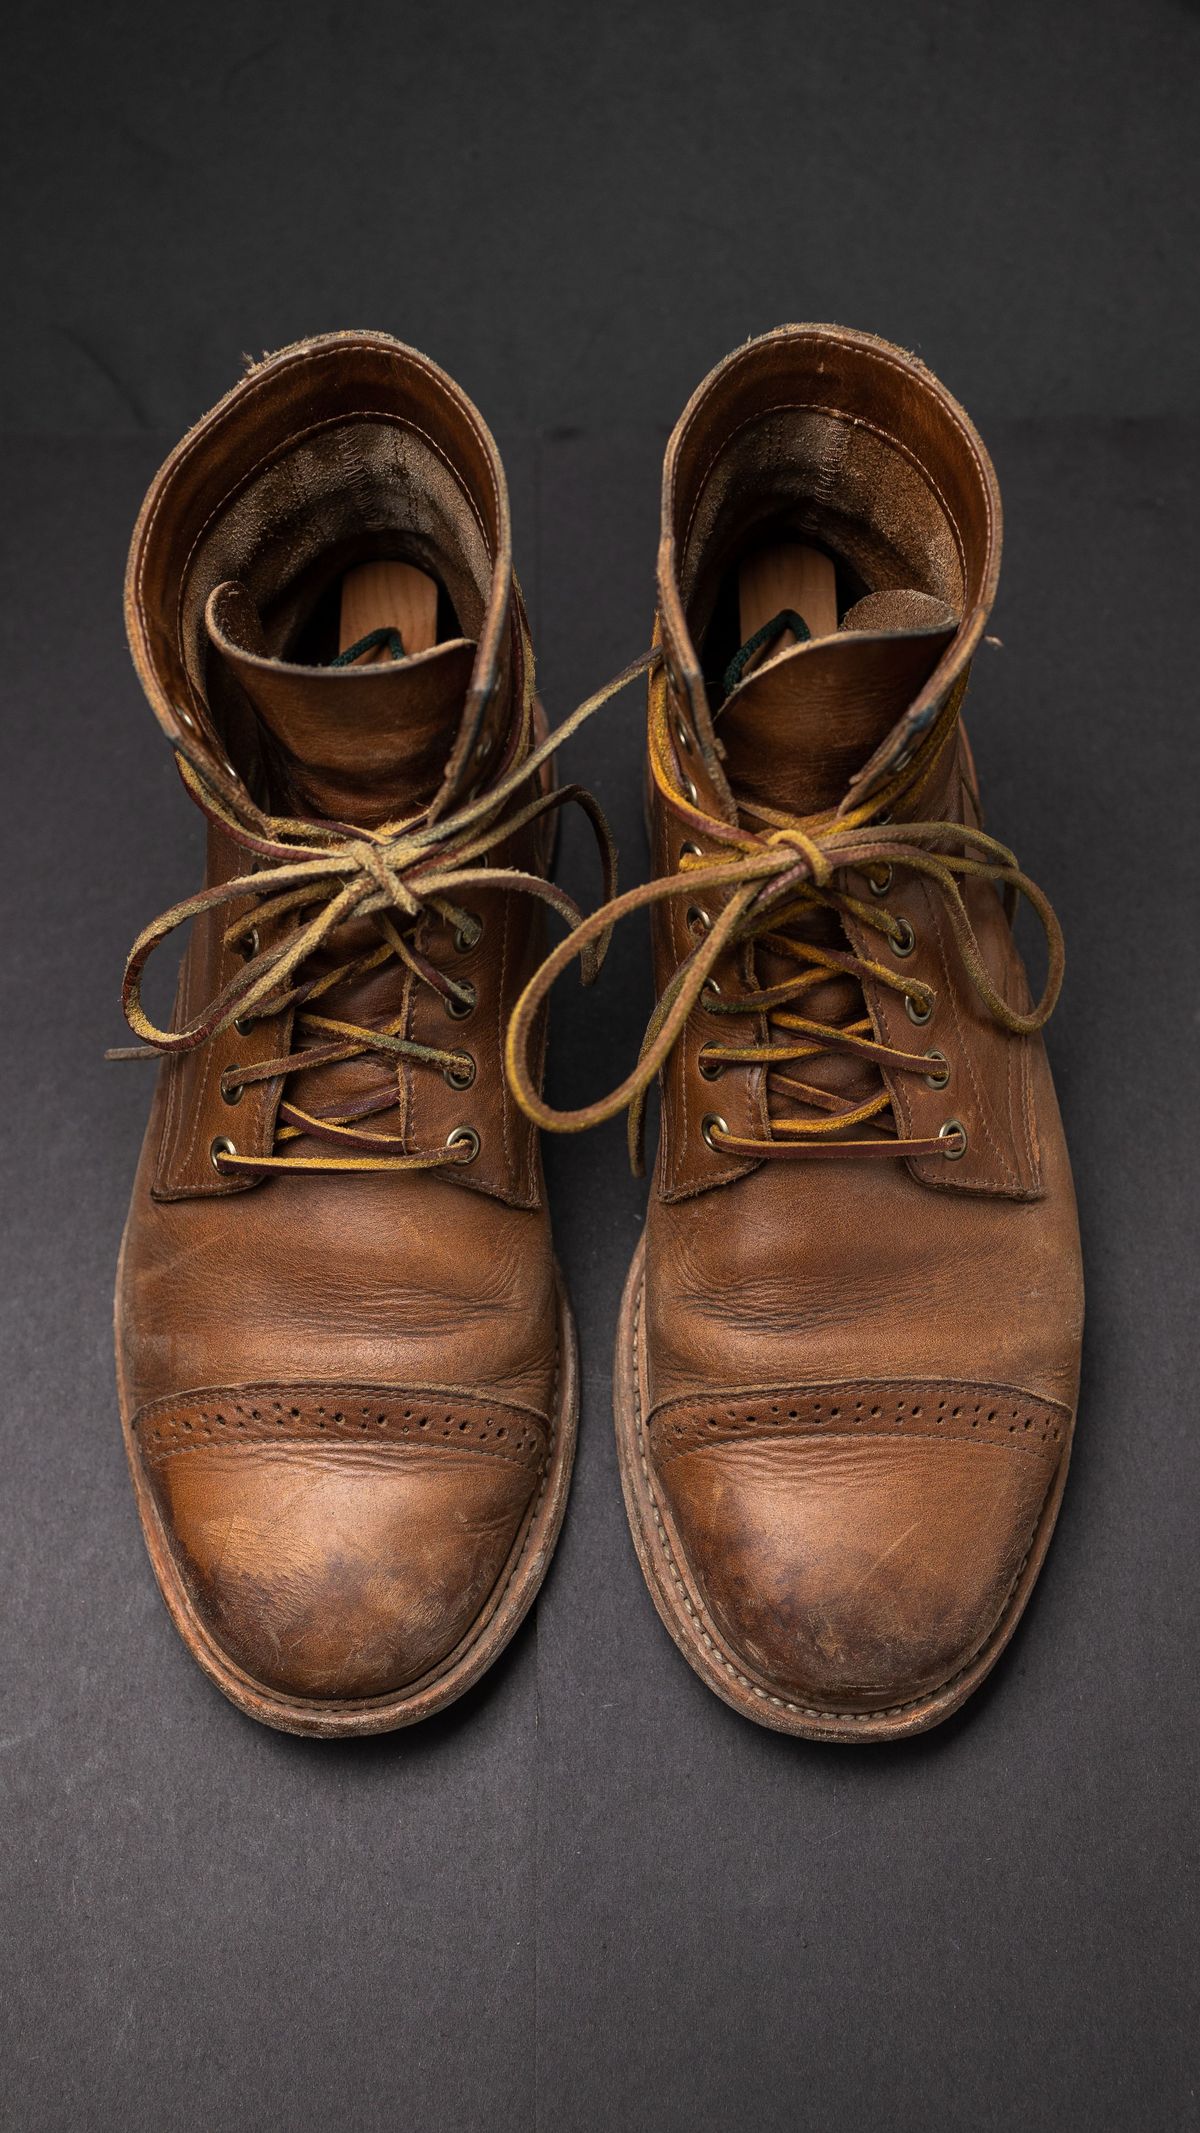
[510,325,1084,1740]
[115,332,600,1736]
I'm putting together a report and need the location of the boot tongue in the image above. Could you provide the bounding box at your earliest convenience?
[716,589,958,816]
[205,580,477,826]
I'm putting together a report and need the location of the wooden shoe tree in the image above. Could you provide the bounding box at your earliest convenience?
[738,542,838,655]
[338,560,439,663]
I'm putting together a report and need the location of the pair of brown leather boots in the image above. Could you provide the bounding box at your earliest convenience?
[114,326,1083,1742]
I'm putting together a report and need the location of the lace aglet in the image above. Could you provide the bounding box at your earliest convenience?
[105,1043,159,1062]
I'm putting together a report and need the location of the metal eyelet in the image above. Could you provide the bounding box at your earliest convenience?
[176,707,195,732]
[868,865,893,897]
[698,1050,723,1080]
[675,716,694,756]
[444,1052,476,1090]
[233,1014,255,1037]
[939,1118,968,1159]
[701,1113,729,1152]
[210,1135,236,1172]
[221,1072,245,1106]
[679,840,703,866]
[904,991,932,1026]
[686,904,712,937]
[446,1125,480,1162]
[445,982,476,1020]
[237,927,260,961]
[874,807,893,827]
[923,1048,950,1090]
[683,774,699,805]
[890,917,916,958]
[701,977,723,1011]
[453,913,483,954]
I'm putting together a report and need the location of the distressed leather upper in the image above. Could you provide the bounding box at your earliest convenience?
[117,334,562,1710]
[638,326,1084,1714]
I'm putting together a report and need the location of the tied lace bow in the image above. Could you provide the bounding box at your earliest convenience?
[504,651,1064,1173]
[110,660,655,1174]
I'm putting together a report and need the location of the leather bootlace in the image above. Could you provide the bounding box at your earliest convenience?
[505,645,1064,1173]
[109,658,651,1177]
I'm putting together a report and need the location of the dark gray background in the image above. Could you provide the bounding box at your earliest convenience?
[2,4,1197,2129]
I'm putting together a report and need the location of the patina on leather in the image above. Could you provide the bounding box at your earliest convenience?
[508,325,1085,1740]
[115,332,594,1736]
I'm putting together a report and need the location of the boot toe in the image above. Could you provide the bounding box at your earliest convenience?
[649,1382,1068,1713]
[134,1386,548,1703]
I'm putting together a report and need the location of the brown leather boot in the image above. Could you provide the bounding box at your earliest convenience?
[115,332,600,1736]
[509,325,1084,1740]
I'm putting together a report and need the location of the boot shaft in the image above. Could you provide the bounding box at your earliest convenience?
[122,333,556,1208]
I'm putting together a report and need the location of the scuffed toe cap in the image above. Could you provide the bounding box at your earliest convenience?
[134,1384,548,1702]
[648,1381,1069,1713]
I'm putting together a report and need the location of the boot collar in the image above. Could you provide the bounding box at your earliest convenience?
[125,330,518,825]
[655,324,1002,822]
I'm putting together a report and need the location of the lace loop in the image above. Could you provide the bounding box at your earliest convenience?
[505,655,1065,1176]
[111,662,647,1176]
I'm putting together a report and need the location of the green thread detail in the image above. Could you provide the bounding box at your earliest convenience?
[330,626,406,667]
[722,608,811,699]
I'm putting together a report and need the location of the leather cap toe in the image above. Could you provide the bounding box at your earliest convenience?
[649,1383,1068,1712]
[135,1386,547,1702]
